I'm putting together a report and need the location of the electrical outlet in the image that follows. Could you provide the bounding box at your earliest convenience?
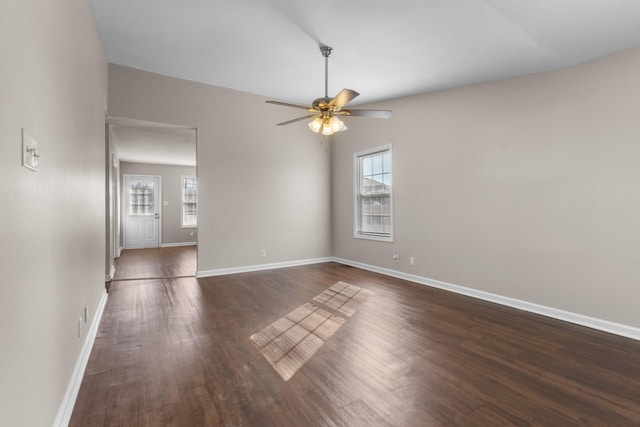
[392,253,399,262]
[261,249,266,257]
[410,256,415,266]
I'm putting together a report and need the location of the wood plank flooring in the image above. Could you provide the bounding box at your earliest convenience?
[112,246,197,281]
[73,254,640,426]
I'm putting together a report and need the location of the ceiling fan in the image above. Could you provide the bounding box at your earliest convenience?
[266,46,391,136]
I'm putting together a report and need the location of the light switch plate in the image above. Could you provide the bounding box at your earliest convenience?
[22,129,39,171]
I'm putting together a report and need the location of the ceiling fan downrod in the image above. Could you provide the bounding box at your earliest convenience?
[320,45,332,98]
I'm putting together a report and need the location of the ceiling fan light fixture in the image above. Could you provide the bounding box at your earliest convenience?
[321,118,334,135]
[330,116,345,132]
[308,117,323,133]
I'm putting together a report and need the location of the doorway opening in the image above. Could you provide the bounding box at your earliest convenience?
[106,117,198,283]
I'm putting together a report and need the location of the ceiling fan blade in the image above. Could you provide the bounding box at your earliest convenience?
[276,114,319,126]
[266,100,314,111]
[328,89,359,110]
[340,109,392,118]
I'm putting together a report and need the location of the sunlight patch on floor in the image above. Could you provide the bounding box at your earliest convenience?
[251,282,372,381]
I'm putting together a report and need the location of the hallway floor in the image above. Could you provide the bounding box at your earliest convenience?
[112,246,197,281]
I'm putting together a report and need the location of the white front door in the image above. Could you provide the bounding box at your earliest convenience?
[124,175,160,249]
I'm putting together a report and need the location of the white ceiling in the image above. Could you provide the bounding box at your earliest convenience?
[91,0,640,105]
[92,0,640,165]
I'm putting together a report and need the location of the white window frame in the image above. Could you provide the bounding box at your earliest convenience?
[181,175,198,228]
[353,144,393,242]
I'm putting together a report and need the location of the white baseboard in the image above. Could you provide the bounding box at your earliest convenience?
[53,291,108,427]
[161,242,197,248]
[196,257,333,278]
[332,257,640,342]
[105,265,116,282]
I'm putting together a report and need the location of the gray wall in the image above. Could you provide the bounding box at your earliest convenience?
[108,65,332,271]
[0,1,107,425]
[332,47,640,329]
[120,162,198,246]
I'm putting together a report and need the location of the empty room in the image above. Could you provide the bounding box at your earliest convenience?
[2,1,640,426]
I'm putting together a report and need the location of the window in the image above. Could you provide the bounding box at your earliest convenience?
[181,176,197,228]
[354,145,393,242]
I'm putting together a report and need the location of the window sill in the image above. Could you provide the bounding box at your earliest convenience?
[354,233,394,243]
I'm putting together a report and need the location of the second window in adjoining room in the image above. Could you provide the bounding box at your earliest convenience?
[182,176,198,228]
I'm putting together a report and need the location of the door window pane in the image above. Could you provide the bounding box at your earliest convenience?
[129,181,155,215]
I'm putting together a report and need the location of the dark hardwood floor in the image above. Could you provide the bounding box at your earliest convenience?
[112,246,197,281]
[73,252,640,426]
